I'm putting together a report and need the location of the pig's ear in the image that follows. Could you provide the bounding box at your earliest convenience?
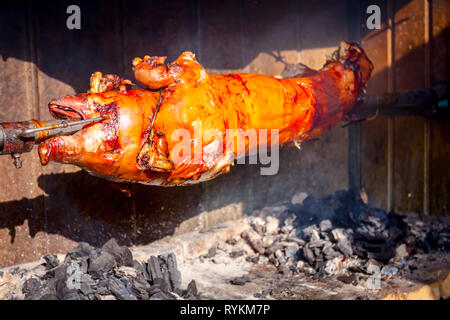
[132,55,181,89]
[136,132,174,172]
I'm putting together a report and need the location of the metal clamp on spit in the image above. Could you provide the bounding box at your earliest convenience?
[0,117,104,168]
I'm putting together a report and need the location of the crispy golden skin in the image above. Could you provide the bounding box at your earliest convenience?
[38,41,373,186]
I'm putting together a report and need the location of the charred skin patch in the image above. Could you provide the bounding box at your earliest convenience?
[94,101,121,153]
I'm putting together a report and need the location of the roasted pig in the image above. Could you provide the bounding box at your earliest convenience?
[38,41,373,186]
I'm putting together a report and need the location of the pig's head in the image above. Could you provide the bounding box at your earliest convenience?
[38,89,159,181]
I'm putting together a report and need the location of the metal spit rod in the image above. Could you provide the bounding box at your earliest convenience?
[0,117,105,168]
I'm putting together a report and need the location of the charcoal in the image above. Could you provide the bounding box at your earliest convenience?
[25,281,57,300]
[158,256,173,291]
[322,244,341,260]
[241,230,265,255]
[149,291,176,300]
[336,239,353,257]
[22,278,41,297]
[131,277,151,300]
[364,259,382,275]
[40,293,59,300]
[152,277,171,293]
[88,251,116,278]
[43,254,60,270]
[114,266,138,278]
[147,284,162,296]
[226,237,238,245]
[302,225,321,241]
[230,274,251,285]
[303,243,316,265]
[79,276,95,296]
[108,277,137,300]
[132,260,145,274]
[257,256,269,265]
[147,256,163,282]
[274,249,287,265]
[102,238,133,267]
[43,263,68,282]
[62,292,82,300]
[183,280,198,299]
[269,256,279,266]
[285,237,305,246]
[252,222,266,235]
[201,245,217,259]
[320,220,332,232]
[337,273,358,285]
[55,277,75,299]
[381,265,398,278]
[265,243,284,256]
[278,265,291,276]
[96,280,111,295]
[66,242,94,260]
[229,249,244,258]
[160,253,182,290]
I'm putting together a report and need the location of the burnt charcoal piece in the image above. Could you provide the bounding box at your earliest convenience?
[183,280,198,299]
[40,293,59,300]
[62,292,82,300]
[230,274,251,285]
[320,220,332,232]
[275,249,287,265]
[43,263,68,282]
[278,265,291,276]
[132,260,145,274]
[147,284,162,296]
[201,245,217,259]
[131,277,151,300]
[149,291,176,300]
[43,254,60,270]
[66,242,94,260]
[108,277,137,300]
[88,251,116,278]
[285,245,298,261]
[22,278,41,297]
[303,243,316,265]
[147,256,163,282]
[322,244,341,260]
[152,277,171,293]
[25,280,57,300]
[336,239,353,257]
[96,279,111,296]
[159,253,182,291]
[102,238,133,267]
[241,230,265,255]
[337,274,358,285]
[229,250,244,258]
[88,251,117,278]
[158,257,172,291]
[55,277,76,299]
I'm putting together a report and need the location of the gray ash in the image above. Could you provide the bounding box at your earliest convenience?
[20,238,198,300]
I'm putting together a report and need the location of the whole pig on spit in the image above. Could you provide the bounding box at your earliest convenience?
[38,41,373,188]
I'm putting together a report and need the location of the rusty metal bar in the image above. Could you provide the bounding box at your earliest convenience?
[387,0,395,212]
[423,0,432,215]
[346,0,362,191]
[349,83,448,117]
